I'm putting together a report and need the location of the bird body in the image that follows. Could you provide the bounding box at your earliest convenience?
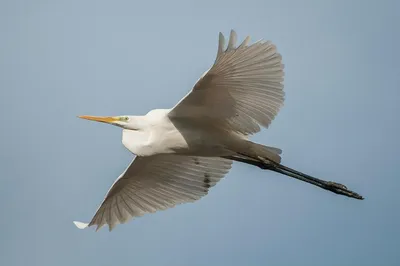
[75,30,363,232]
[120,109,235,157]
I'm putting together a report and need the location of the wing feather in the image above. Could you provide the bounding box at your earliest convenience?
[169,30,285,135]
[74,155,232,231]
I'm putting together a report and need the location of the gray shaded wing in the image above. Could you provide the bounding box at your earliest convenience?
[169,30,285,135]
[74,155,232,231]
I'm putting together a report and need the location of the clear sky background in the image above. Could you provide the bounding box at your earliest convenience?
[1,0,399,265]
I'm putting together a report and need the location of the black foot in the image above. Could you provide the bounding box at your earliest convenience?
[324,181,364,200]
[327,181,347,190]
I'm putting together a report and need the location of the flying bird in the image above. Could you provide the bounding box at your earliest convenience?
[75,30,363,231]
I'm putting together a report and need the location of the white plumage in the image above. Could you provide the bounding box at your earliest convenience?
[76,30,363,231]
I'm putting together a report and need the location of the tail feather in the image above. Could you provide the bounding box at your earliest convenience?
[265,146,282,155]
[232,140,282,164]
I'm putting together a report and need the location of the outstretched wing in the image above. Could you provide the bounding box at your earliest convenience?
[169,30,285,135]
[74,155,232,231]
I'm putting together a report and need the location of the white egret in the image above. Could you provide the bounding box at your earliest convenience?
[75,30,363,231]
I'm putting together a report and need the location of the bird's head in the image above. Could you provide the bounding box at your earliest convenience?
[78,115,137,130]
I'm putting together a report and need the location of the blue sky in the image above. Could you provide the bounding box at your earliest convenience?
[1,0,399,265]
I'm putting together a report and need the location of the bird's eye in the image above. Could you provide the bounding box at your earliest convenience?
[120,116,129,122]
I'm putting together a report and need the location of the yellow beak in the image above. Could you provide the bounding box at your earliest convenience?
[78,115,119,124]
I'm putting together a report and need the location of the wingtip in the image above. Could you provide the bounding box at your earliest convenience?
[217,32,226,59]
[227,30,237,51]
[73,221,89,229]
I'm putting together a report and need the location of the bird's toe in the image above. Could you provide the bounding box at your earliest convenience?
[327,181,348,190]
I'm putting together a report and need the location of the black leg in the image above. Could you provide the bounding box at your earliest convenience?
[222,155,364,200]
